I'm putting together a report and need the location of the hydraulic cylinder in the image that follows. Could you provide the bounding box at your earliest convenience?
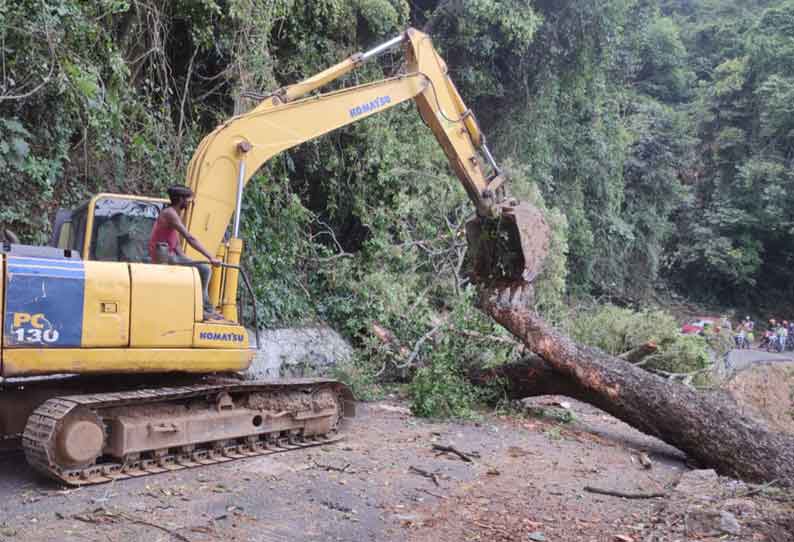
[221,238,243,321]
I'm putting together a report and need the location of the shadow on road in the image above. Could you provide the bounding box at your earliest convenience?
[0,450,51,492]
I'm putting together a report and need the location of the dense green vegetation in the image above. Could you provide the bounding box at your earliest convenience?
[662,0,794,310]
[568,303,730,375]
[1,1,790,415]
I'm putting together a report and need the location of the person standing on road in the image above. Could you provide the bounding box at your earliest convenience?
[149,185,223,320]
[744,316,754,332]
[777,322,788,352]
[734,328,748,349]
[720,315,732,332]
[745,320,755,346]
[780,320,792,352]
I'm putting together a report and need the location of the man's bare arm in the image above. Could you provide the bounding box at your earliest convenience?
[164,209,220,265]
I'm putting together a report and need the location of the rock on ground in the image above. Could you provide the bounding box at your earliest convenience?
[645,468,794,541]
[245,325,352,378]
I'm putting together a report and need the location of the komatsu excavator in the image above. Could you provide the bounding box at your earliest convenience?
[0,28,548,485]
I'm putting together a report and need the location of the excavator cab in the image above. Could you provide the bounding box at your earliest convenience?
[50,194,166,263]
[48,193,257,328]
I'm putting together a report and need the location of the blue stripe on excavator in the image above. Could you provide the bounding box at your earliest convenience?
[4,257,86,348]
[7,257,84,269]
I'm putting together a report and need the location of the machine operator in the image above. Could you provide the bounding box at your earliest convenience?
[149,185,223,320]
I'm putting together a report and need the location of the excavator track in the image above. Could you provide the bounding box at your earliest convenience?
[22,379,354,486]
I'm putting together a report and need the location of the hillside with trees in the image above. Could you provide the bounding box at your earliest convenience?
[1,0,793,413]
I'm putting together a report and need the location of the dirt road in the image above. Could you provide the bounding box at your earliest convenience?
[0,399,693,542]
[0,399,789,541]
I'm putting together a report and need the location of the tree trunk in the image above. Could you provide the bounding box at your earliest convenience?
[475,283,794,486]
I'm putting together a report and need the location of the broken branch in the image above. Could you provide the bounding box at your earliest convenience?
[583,486,667,499]
[431,443,478,463]
[617,341,658,364]
[313,460,351,473]
[118,513,193,542]
[409,465,440,486]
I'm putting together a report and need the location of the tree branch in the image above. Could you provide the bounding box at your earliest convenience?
[0,30,55,102]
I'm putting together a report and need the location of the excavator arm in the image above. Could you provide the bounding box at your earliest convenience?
[183,28,548,316]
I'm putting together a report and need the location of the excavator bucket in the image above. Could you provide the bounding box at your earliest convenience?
[465,202,551,284]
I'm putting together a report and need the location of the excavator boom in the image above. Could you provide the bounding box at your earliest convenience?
[183,28,549,285]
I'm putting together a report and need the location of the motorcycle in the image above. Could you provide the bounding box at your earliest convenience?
[768,335,785,353]
[760,331,773,350]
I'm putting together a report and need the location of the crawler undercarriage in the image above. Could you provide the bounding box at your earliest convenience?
[3,377,353,485]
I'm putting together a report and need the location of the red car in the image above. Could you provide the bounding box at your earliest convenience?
[681,317,720,335]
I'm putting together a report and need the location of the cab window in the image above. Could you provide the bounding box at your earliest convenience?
[90,197,164,263]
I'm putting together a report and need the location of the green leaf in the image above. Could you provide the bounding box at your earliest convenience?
[1,118,29,136]
[11,137,29,160]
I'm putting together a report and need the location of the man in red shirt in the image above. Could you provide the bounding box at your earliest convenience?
[149,185,222,320]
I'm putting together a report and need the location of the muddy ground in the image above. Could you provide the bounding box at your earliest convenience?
[0,393,791,542]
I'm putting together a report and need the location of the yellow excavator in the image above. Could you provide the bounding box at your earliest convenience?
[0,28,548,485]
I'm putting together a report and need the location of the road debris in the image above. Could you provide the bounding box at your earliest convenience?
[73,508,192,541]
[409,466,440,487]
[312,460,352,473]
[431,443,479,462]
[3,400,792,542]
[583,486,666,499]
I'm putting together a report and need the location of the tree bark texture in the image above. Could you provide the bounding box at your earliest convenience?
[476,283,794,486]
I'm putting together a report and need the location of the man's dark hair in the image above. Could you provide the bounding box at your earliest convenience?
[167,185,193,205]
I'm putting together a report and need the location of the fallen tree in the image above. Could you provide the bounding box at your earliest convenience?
[474,282,794,486]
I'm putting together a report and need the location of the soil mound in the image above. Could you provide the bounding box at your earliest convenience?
[726,362,794,433]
